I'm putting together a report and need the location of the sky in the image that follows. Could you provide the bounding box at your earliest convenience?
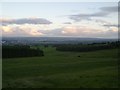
[0,2,119,38]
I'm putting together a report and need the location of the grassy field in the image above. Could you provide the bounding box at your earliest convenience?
[3,46,118,88]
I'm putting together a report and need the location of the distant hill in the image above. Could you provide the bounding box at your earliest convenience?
[2,37,118,45]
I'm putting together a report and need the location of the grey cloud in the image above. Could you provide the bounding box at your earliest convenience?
[1,18,52,25]
[69,14,92,21]
[40,28,62,36]
[69,6,118,22]
[63,22,72,24]
[100,6,118,12]
[103,24,120,28]
[94,19,110,24]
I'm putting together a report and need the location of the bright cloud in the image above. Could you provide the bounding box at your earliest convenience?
[60,26,118,38]
[1,22,118,38]
[29,30,44,36]
[2,26,12,33]
[62,27,78,34]
[1,24,45,37]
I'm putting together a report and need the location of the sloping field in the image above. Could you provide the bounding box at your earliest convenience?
[3,47,118,88]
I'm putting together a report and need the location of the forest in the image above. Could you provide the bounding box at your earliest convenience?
[2,45,44,58]
[56,41,120,52]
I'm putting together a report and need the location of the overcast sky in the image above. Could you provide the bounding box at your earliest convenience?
[1,2,119,38]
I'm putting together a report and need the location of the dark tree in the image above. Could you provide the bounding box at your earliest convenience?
[2,45,44,58]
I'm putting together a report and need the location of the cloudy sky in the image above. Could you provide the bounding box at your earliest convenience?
[1,2,119,38]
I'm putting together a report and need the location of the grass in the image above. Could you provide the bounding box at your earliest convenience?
[3,46,118,88]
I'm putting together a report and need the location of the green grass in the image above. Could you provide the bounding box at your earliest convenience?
[3,47,118,88]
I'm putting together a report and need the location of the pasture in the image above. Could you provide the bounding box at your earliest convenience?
[2,47,118,88]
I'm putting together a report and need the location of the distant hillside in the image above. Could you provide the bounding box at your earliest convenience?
[2,37,118,45]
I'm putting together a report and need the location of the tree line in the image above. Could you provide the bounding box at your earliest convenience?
[56,41,120,52]
[2,45,44,58]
